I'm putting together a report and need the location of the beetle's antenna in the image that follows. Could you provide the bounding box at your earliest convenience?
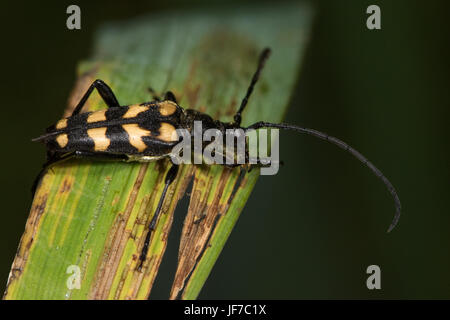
[234,48,272,126]
[246,121,401,232]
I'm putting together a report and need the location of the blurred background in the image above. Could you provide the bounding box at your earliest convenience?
[0,0,449,299]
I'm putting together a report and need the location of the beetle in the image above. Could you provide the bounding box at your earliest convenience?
[33,48,401,271]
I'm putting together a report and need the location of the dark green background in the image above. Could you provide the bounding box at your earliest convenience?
[0,0,448,299]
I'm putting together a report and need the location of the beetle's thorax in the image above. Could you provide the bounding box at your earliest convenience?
[183,109,239,135]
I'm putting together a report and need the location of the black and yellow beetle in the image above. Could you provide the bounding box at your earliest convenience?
[33,48,401,270]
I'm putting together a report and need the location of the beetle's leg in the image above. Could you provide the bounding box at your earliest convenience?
[31,151,129,197]
[72,151,129,161]
[31,152,76,196]
[164,91,177,104]
[147,88,177,103]
[72,79,120,116]
[227,157,283,173]
[147,87,161,101]
[137,163,179,271]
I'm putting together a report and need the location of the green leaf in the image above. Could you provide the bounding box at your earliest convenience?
[4,2,312,300]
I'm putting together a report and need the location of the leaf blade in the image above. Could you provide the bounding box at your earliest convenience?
[4,2,312,300]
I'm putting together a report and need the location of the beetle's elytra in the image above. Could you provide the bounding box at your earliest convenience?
[43,101,182,156]
[33,48,401,272]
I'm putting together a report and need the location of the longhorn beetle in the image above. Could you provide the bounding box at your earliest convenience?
[33,48,401,271]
